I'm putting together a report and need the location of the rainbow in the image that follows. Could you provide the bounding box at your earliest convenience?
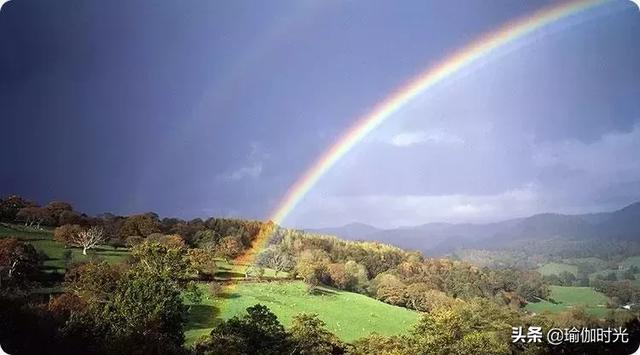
[235,0,609,264]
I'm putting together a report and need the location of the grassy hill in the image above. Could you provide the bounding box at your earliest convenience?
[185,281,419,344]
[1,225,416,344]
[537,262,578,276]
[525,285,610,317]
[0,224,128,271]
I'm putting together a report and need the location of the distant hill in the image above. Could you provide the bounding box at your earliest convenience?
[305,202,640,255]
[592,202,640,239]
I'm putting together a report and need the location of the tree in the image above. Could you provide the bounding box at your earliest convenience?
[558,271,577,286]
[64,260,187,354]
[119,213,161,238]
[0,238,41,293]
[16,206,54,229]
[256,247,294,277]
[0,195,35,222]
[146,233,186,248]
[197,304,290,355]
[327,263,352,290]
[351,333,411,355]
[54,224,83,247]
[289,313,345,355]
[404,284,457,312]
[70,226,106,255]
[65,261,121,304]
[187,248,217,278]
[192,229,220,248]
[411,298,516,355]
[372,274,406,306]
[215,236,243,261]
[344,260,368,292]
[128,241,191,284]
[46,201,73,225]
[295,249,330,289]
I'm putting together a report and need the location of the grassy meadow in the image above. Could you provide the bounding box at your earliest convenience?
[0,224,129,271]
[184,280,419,344]
[525,285,610,317]
[537,262,578,276]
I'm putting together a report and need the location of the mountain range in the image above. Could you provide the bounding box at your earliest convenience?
[306,202,640,255]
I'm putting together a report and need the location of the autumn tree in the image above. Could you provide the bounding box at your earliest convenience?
[128,241,191,285]
[327,263,352,289]
[16,206,54,229]
[45,201,73,225]
[344,260,369,292]
[295,249,330,289]
[0,195,35,222]
[404,284,457,312]
[372,273,407,306]
[119,213,161,238]
[411,298,517,355]
[146,233,186,248]
[289,313,345,355]
[187,248,217,278]
[0,238,41,293]
[54,224,83,247]
[215,236,243,261]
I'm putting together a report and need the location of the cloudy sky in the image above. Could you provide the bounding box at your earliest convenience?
[1,0,639,228]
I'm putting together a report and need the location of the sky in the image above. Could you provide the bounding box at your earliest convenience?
[1,0,639,229]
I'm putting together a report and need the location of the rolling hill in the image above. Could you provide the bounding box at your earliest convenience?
[305,201,640,255]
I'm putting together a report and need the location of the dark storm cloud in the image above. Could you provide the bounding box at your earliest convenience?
[1,1,639,228]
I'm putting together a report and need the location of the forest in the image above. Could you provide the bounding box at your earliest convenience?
[1,194,639,354]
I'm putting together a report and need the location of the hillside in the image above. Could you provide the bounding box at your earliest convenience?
[185,281,419,343]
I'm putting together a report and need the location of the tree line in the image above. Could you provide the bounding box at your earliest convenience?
[255,229,549,311]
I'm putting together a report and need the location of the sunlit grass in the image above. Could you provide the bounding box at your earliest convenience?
[525,285,610,318]
[184,280,418,344]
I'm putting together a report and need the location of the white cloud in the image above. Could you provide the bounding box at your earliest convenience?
[389,130,464,147]
[286,184,540,229]
[221,142,266,181]
[228,163,262,180]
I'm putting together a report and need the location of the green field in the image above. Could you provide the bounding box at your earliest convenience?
[537,262,578,276]
[185,280,418,344]
[621,256,640,269]
[0,224,129,271]
[525,285,610,318]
